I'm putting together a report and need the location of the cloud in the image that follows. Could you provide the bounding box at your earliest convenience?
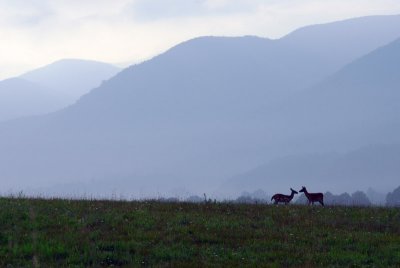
[0,0,400,79]
[127,0,259,21]
[0,0,53,27]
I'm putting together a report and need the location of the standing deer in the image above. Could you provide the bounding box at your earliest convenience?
[299,186,324,206]
[271,188,298,205]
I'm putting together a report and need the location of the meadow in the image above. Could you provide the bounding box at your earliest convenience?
[0,197,399,267]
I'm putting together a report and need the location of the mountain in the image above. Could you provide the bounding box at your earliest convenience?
[264,37,400,155]
[218,37,400,196]
[218,144,400,197]
[0,15,399,196]
[0,78,67,121]
[21,59,121,103]
[0,59,121,122]
[279,14,400,76]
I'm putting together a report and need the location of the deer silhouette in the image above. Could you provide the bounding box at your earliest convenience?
[271,188,298,205]
[299,186,324,206]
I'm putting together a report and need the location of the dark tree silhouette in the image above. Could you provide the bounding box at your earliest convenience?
[386,185,400,207]
[351,191,371,206]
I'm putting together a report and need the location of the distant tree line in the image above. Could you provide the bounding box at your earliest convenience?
[185,190,271,204]
[294,185,400,207]
[233,190,271,204]
[295,191,371,206]
[182,185,400,206]
[386,185,400,207]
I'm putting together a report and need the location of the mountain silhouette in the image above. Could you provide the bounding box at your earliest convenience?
[265,37,400,155]
[0,59,121,122]
[279,14,400,75]
[218,36,400,196]
[219,144,400,197]
[21,59,121,103]
[0,15,399,195]
[0,78,67,121]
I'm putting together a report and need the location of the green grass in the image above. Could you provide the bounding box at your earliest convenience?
[0,197,399,267]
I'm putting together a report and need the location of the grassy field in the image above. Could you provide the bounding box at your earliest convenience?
[0,197,399,267]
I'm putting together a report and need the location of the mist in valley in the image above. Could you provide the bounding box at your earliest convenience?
[1,9,400,205]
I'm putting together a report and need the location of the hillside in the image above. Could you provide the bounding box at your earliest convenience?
[0,16,400,195]
[1,198,399,267]
[0,78,67,121]
[0,59,121,122]
[279,14,400,75]
[219,38,400,196]
[265,37,400,155]
[21,59,121,102]
[219,144,400,196]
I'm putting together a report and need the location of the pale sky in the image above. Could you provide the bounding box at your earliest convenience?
[1,0,400,80]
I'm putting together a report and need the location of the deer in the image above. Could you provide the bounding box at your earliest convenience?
[299,186,324,206]
[271,188,298,205]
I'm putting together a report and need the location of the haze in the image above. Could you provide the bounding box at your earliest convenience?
[1,0,400,79]
[0,2,400,203]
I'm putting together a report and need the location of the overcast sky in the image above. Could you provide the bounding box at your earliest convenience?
[1,0,399,80]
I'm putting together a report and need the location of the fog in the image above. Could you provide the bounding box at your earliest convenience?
[0,59,121,122]
[0,78,66,121]
[21,59,121,103]
[0,15,400,201]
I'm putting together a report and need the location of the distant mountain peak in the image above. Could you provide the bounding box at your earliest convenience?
[1,15,400,195]
[20,58,121,101]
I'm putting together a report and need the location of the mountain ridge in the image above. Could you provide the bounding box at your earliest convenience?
[218,143,400,196]
[21,59,121,102]
[0,78,68,122]
[0,15,399,195]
